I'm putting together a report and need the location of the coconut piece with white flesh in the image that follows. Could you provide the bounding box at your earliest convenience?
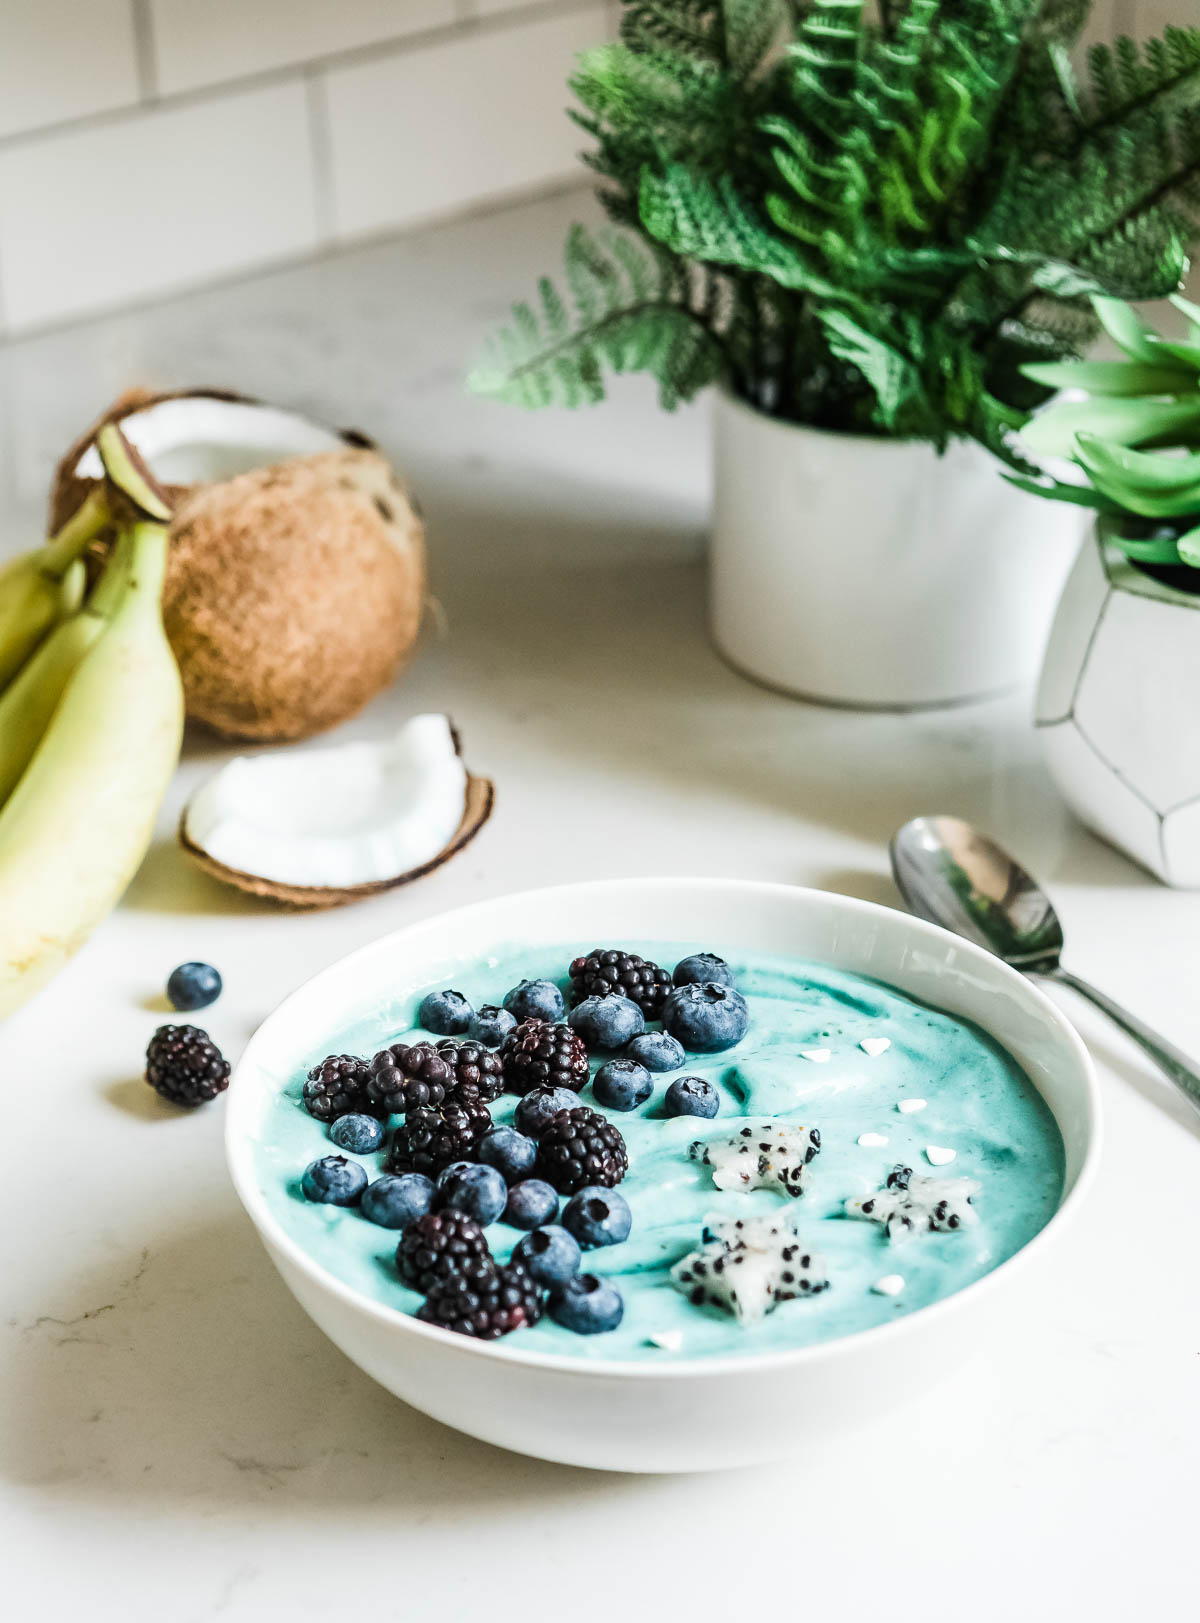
[180,713,492,907]
[51,391,426,742]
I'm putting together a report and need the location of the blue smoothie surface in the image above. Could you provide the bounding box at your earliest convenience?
[251,941,1065,1362]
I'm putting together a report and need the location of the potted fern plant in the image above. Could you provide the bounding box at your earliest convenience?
[472,1,1200,709]
[1019,295,1200,885]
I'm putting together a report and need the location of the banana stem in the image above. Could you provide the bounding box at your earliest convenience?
[42,487,111,580]
[124,523,170,612]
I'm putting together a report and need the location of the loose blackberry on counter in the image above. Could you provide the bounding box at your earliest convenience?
[367,1042,451,1116]
[387,1095,492,1177]
[435,1037,504,1103]
[396,1210,497,1294]
[535,1107,628,1194]
[418,1260,543,1339]
[502,1018,589,1095]
[569,949,672,1017]
[303,1053,375,1122]
[146,1024,231,1108]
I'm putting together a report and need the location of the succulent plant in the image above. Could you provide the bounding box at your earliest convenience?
[1015,294,1200,571]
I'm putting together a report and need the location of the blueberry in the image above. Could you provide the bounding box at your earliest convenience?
[592,1058,652,1112]
[548,1273,624,1334]
[672,952,735,989]
[562,1185,633,1248]
[361,1172,434,1229]
[514,1224,581,1287]
[569,994,644,1052]
[417,989,473,1036]
[504,1178,559,1229]
[625,1031,685,1073]
[329,1113,384,1153]
[435,1161,508,1226]
[514,1085,580,1138]
[166,961,222,1011]
[477,1125,537,1182]
[467,1004,518,1048]
[503,978,565,1023]
[661,982,749,1053]
[301,1155,367,1206]
[664,1076,720,1118]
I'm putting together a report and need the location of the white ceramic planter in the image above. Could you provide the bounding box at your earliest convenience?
[1037,525,1200,886]
[710,391,1087,709]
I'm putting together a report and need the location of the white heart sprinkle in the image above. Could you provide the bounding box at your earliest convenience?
[857,1132,889,1148]
[647,1330,683,1352]
[896,1098,927,1114]
[925,1145,957,1166]
[800,1047,832,1063]
[860,1037,891,1057]
[872,1274,905,1297]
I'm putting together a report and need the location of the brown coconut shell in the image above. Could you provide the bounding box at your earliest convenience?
[49,390,420,742]
[180,772,494,909]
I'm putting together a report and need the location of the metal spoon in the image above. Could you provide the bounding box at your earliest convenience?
[890,814,1200,1110]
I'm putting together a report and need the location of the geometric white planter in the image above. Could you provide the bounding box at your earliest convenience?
[1037,524,1200,887]
[710,389,1088,709]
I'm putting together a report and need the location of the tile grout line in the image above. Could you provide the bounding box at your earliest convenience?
[0,0,596,155]
[130,0,160,103]
[304,69,336,248]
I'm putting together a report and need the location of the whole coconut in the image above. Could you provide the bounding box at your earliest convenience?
[162,448,424,740]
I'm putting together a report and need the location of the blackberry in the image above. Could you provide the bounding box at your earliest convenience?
[367,1042,451,1116]
[502,1018,589,1096]
[418,1261,543,1339]
[535,1107,629,1194]
[569,948,671,1017]
[303,1053,375,1123]
[435,1038,504,1103]
[396,1210,497,1295]
[387,1096,492,1177]
[145,1024,230,1108]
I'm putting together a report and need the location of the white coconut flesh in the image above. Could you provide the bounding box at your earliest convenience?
[183,713,468,889]
[73,396,346,486]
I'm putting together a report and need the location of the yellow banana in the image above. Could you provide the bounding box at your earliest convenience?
[0,539,133,806]
[0,523,183,1020]
[0,486,109,689]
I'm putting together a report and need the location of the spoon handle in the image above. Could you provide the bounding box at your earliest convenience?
[1043,966,1200,1110]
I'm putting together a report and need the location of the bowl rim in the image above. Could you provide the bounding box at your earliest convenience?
[225,876,1102,1381]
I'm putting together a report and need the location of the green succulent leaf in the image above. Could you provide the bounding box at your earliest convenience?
[1020,396,1200,458]
[1176,521,1200,565]
[1021,359,1196,396]
[1075,431,1200,516]
[1114,531,1186,565]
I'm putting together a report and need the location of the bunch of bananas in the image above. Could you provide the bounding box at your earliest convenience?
[0,426,183,1019]
[1015,294,1200,570]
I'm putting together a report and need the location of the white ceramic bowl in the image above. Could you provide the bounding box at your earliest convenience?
[226,878,1100,1473]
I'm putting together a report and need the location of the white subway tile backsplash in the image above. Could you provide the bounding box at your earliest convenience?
[324,3,606,240]
[149,0,457,96]
[0,81,319,331]
[0,0,139,140]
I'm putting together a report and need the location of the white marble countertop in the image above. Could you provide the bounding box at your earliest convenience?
[1,188,1195,1619]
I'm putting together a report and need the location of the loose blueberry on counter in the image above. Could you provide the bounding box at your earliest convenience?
[562,1185,633,1248]
[329,1112,384,1154]
[502,977,565,1023]
[672,952,735,989]
[569,993,644,1052]
[504,1178,560,1229]
[593,1058,653,1112]
[664,1076,720,1119]
[624,1031,685,1073]
[361,1172,435,1229]
[514,1224,582,1287]
[435,1161,508,1226]
[467,1004,518,1048]
[514,1085,581,1138]
[302,1155,368,1206]
[418,989,473,1036]
[549,1273,625,1335]
[166,960,222,1011]
[478,1125,537,1182]
[661,982,749,1053]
